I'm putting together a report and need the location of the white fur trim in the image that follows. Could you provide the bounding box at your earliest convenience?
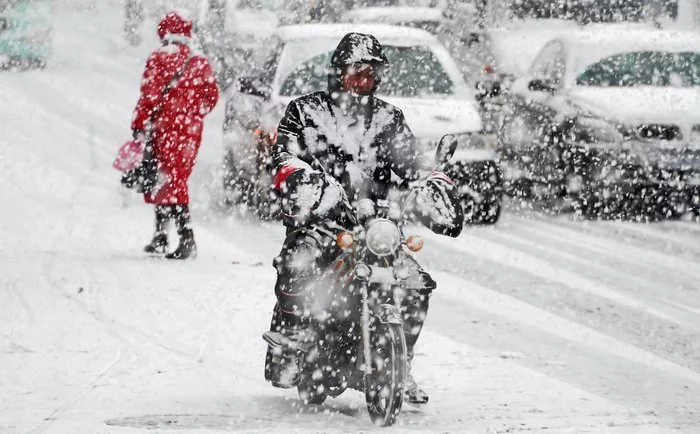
[162,33,191,44]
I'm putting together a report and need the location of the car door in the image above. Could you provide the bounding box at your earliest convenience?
[223,39,283,182]
[500,40,566,185]
[224,39,282,133]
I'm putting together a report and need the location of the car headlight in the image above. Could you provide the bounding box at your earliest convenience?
[365,219,401,257]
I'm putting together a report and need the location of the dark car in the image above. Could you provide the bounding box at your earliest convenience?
[495,30,700,220]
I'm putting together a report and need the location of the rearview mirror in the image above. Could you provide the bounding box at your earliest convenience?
[435,134,458,168]
[237,76,270,99]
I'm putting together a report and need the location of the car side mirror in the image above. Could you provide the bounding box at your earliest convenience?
[237,76,270,99]
[435,134,458,168]
[528,79,557,94]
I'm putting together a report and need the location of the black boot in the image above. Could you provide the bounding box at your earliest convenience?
[166,205,197,260]
[264,304,305,388]
[144,233,168,254]
[144,206,171,254]
[403,288,432,404]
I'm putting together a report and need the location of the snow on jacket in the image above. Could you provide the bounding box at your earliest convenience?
[273,91,421,203]
[131,42,219,205]
[272,32,462,236]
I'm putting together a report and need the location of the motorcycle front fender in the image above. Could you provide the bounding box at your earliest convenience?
[373,303,403,325]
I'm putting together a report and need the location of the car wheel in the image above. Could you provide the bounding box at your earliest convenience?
[32,58,48,70]
[481,198,502,225]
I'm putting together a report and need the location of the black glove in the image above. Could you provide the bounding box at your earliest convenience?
[402,172,463,237]
[279,169,347,226]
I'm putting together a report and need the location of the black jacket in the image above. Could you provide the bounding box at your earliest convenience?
[271,32,462,237]
[273,91,422,203]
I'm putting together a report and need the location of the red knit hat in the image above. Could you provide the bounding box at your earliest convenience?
[157,11,192,41]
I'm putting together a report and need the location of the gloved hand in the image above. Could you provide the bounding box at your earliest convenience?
[275,162,347,225]
[132,129,147,144]
[402,171,463,237]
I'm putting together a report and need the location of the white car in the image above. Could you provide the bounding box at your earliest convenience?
[498,29,700,219]
[223,23,503,224]
[461,0,694,79]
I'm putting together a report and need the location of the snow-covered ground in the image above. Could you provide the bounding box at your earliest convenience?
[1,3,699,433]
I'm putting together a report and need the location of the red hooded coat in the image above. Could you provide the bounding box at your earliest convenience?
[131,12,219,205]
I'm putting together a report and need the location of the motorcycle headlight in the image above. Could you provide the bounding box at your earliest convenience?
[365,219,401,257]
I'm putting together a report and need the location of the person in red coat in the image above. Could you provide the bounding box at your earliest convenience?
[132,11,219,259]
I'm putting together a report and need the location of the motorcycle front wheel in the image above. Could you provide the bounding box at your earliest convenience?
[364,322,407,427]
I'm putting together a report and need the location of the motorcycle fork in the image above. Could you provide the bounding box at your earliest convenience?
[361,281,372,377]
[360,283,405,377]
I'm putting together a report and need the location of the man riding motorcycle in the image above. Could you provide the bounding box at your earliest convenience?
[265,32,463,404]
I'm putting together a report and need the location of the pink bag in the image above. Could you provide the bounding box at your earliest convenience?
[113,140,144,172]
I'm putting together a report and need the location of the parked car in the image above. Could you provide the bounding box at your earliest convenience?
[460,0,682,76]
[0,0,52,69]
[496,29,700,220]
[222,23,503,224]
[449,0,682,134]
[195,0,283,88]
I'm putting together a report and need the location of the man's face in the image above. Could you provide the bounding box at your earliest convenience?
[341,63,376,96]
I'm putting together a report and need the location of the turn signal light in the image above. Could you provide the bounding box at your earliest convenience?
[405,235,424,252]
[336,231,355,249]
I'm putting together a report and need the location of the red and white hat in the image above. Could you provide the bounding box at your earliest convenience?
[157,11,193,43]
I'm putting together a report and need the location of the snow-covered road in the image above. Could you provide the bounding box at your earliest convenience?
[1,3,698,433]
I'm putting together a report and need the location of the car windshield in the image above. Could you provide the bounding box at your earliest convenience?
[576,51,700,87]
[484,0,677,25]
[279,45,454,97]
[237,0,284,11]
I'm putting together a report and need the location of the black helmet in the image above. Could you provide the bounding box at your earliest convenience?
[330,32,388,69]
[328,32,388,95]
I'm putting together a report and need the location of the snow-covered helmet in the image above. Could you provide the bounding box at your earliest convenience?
[328,32,388,96]
[157,11,193,43]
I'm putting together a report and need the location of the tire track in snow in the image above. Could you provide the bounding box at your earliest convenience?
[415,331,666,432]
[26,157,137,432]
[5,74,126,151]
[521,217,700,281]
[91,258,264,384]
[477,224,700,324]
[28,348,124,434]
[30,71,134,133]
[433,267,700,385]
[29,256,128,434]
[0,277,30,340]
[426,275,700,428]
[418,228,700,373]
[663,298,700,317]
[425,228,690,328]
[503,217,700,291]
[606,221,700,257]
[0,84,114,184]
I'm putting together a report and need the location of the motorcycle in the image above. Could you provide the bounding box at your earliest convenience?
[262,135,458,427]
